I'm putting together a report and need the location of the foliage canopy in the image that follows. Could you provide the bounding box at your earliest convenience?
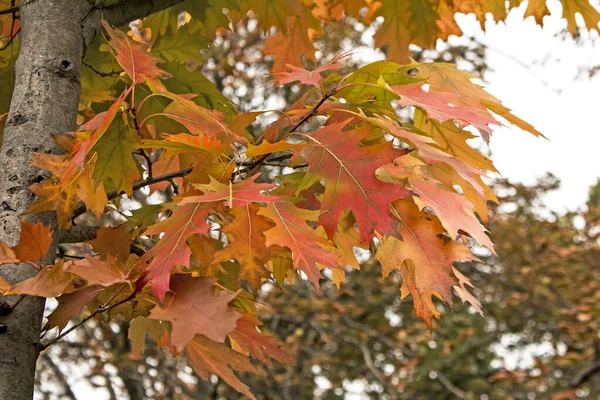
[1,0,598,397]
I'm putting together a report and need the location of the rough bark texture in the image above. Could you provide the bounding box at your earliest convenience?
[0,0,188,398]
[0,1,87,399]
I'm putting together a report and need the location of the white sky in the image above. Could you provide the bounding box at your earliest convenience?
[454,1,600,212]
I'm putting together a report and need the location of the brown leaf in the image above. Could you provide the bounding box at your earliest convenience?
[149,275,241,351]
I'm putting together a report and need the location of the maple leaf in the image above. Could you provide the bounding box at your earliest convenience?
[149,275,241,351]
[102,19,170,84]
[375,198,479,328]
[212,204,275,289]
[229,315,294,365]
[292,119,410,242]
[137,201,211,300]
[186,335,259,400]
[181,175,278,208]
[258,201,341,287]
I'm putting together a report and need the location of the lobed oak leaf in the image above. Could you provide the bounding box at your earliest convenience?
[149,275,241,351]
[270,51,349,87]
[258,201,341,287]
[102,19,170,84]
[137,201,211,300]
[65,255,132,288]
[375,198,478,328]
[392,82,498,137]
[229,315,294,365]
[6,261,75,298]
[452,266,484,316]
[87,226,131,263]
[128,316,167,359]
[182,175,279,208]
[411,62,544,141]
[91,111,141,195]
[292,119,410,242]
[263,6,321,72]
[212,204,275,289]
[142,132,229,158]
[186,334,259,400]
[45,286,103,332]
[10,218,53,263]
[27,153,108,227]
[409,179,495,251]
[250,0,296,33]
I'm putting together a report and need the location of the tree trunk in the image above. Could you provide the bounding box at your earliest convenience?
[0,1,87,399]
[0,1,185,397]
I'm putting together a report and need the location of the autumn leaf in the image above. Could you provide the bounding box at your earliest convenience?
[88,226,131,263]
[149,275,241,351]
[181,175,279,208]
[258,201,341,287]
[186,334,259,400]
[27,153,108,227]
[375,198,478,327]
[45,286,103,332]
[6,261,75,297]
[409,178,494,251]
[212,204,275,289]
[292,119,410,242]
[229,315,294,365]
[263,5,321,72]
[10,218,53,263]
[65,255,132,287]
[270,51,348,87]
[102,19,170,84]
[137,201,211,300]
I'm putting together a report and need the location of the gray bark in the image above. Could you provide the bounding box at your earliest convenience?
[0,1,88,399]
[0,0,185,398]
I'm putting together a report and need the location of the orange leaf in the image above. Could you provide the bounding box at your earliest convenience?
[149,275,241,351]
[11,219,53,262]
[137,201,210,300]
[6,262,75,297]
[186,335,259,400]
[102,19,170,84]
[213,204,275,289]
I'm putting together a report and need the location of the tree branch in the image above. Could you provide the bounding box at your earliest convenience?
[80,0,188,48]
[71,166,193,221]
[571,359,600,387]
[0,6,18,16]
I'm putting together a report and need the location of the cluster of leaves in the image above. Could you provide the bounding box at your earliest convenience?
[1,0,597,397]
[35,177,600,399]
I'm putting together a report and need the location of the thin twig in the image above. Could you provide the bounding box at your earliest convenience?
[82,61,120,78]
[0,6,18,16]
[432,369,468,399]
[71,166,193,221]
[243,85,340,176]
[39,291,137,351]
